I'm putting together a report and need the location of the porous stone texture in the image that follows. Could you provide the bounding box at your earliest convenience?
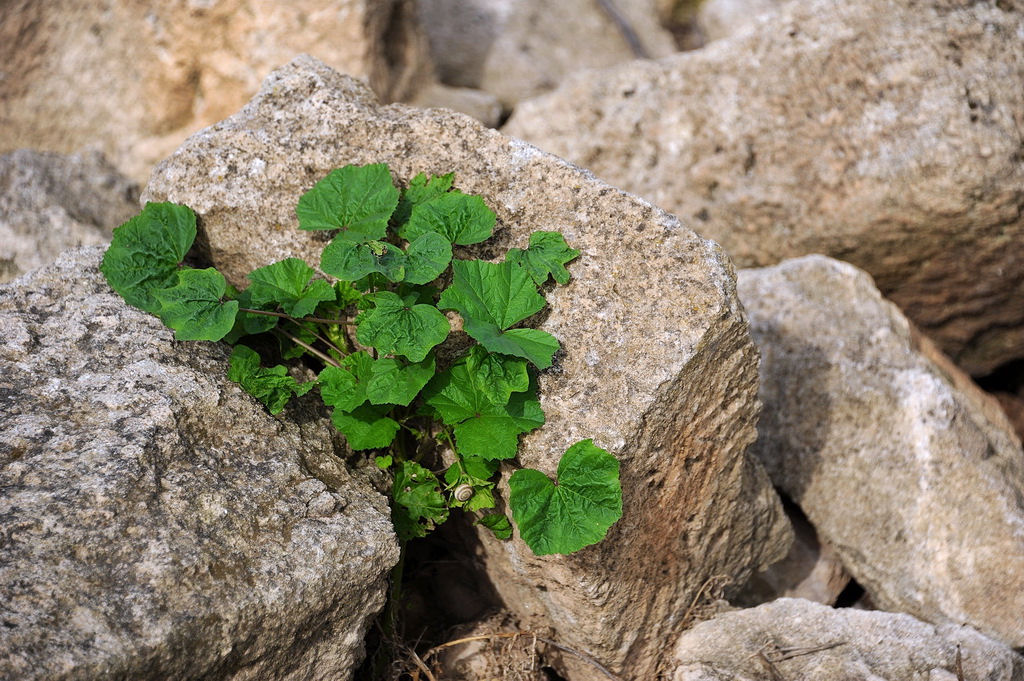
[143,55,792,681]
[416,0,677,106]
[0,0,431,182]
[738,255,1024,648]
[671,598,1024,681]
[696,0,785,41]
[0,149,138,283]
[0,247,398,680]
[504,0,1024,375]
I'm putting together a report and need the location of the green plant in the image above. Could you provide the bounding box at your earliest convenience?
[100,163,622,556]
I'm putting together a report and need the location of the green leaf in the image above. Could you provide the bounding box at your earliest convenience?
[296,164,398,241]
[318,351,374,412]
[439,259,558,368]
[401,192,496,245]
[506,231,580,285]
[235,289,280,335]
[244,258,336,317]
[424,359,543,460]
[321,238,406,282]
[100,202,197,314]
[374,455,393,470]
[465,345,529,405]
[461,322,560,370]
[227,345,314,415]
[331,404,400,450]
[335,281,363,309]
[439,259,545,329]
[393,172,454,227]
[509,439,622,555]
[367,354,436,406]
[356,291,450,362]
[154,268,239,341]
[444,455,498,511]
[392,460,449,540]
[403,232,453,285]
[477,513,513,540]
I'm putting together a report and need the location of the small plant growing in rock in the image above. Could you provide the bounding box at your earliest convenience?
[100,163,622,556]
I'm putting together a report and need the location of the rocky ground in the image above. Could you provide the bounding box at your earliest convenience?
[2,1,1023,680]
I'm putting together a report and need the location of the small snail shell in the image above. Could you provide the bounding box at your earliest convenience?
[453,484,474,502]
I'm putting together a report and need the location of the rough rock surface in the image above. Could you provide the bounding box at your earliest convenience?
[736,504,849,608]
[504,0,1024,375]
[407,82,504,128]
[143,56,792,680]
[0,149,138,283]
[0,0,431,182]
[696,0,785,41]
[0,247,398,680]
[416,0,677,106]
[738,255,1024,648]
[672,598,1024,681]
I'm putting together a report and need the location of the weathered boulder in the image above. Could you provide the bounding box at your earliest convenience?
[0,149,138,283]
[671,598,1024,681]
[416,0,677,106]
[736,504,849,608]
[738,255,1024,648]
[0,247,398,680]
[504,0,1024,375]
[0,0,431,182]
[994,392,1024,442]
[143,55,792,680]
[407,82,504,128]
[696,0,784,41]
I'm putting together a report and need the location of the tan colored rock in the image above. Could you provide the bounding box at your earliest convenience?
[696,0,785,41]
[994,392,1024,443]
[0,247,398,681]
[738,255,1024,648]
[0,149,138,283]
[143,56,792,680]
[416,0,678,106]
[672,598,1024,681]
[504,0,1024,375]
[736,503,850,607]
[0,0,431,183]
[408,82,503,128]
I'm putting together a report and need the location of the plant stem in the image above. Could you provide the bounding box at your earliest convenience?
[286,319,347,359]
[274,328,340,368]
[238,307,355,327]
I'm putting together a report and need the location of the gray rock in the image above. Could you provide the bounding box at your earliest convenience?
[671,598,1024,681]
[0,0,431,182]
[0,149,138,283]
[416,0,677,106]
[504,0,1024,375]
[142,55,792,680]
[407,82,504,128]
[738,255,1024,648]
[736,504,850,608]
[0,247,398,680]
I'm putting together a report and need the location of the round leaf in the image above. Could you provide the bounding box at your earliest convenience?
[509,439,622,555]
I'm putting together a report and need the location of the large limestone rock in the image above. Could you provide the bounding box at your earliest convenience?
[0,247,398,680]
[0,149,138,283]
[416,0,678,106]
[0,0,430,182]
[738,255,1024,648]
[504,0,1024,375]
[672,598,1024,681]
[696,0,785,42]
[142,56,792,680]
